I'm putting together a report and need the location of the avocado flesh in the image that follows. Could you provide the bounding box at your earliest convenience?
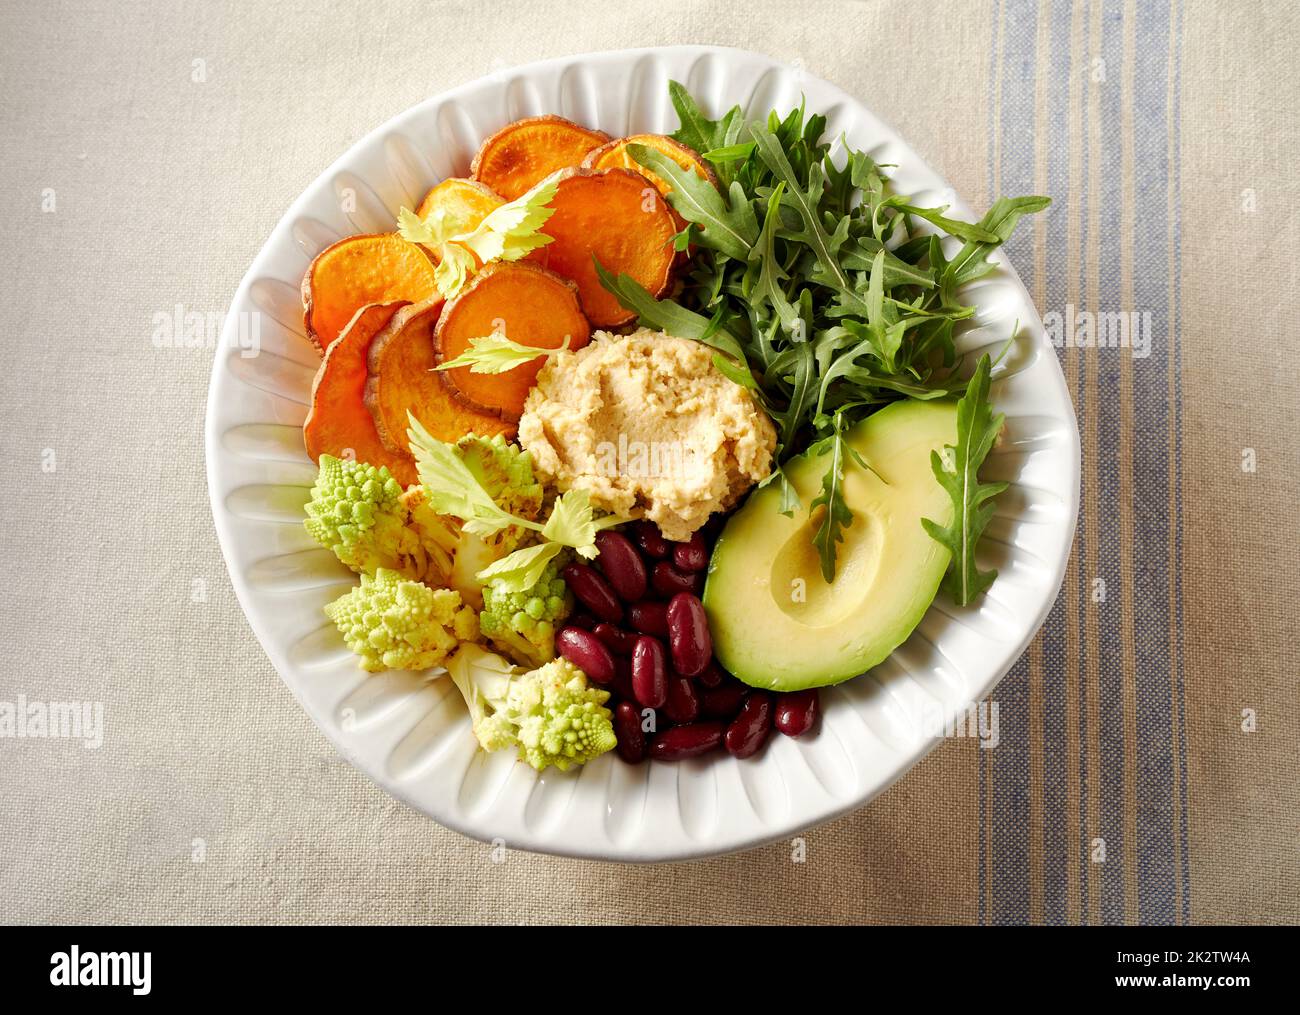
[703,398,958,691]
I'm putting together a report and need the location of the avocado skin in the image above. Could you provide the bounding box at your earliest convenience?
[702,399,959,691]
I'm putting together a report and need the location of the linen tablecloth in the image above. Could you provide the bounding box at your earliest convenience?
[1,0,1295,924]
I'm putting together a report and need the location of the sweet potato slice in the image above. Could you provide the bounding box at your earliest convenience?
[413,178,504,261]
[303,301,417,486]
[539,167,679,327]
[302,234,438,355]
[581,134,717,203]
[364,298,514,454]
[471,115,611,202]
[582,135,717,259]
[434,262,591,422]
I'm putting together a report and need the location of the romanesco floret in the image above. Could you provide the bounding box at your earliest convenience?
[445,645,616,771]
[304,456,409,575]
[398,485,463,588]
[304,455,458,585]
[324,568,478,672]
[478,559,572,668]
[456,433,544,552]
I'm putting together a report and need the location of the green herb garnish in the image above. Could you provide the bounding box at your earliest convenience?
[806,410,869,582]
[435,332,570,375]
[921,355,1008,605]
[407,414,622,592]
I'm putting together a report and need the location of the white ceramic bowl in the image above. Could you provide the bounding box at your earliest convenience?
[205,45,1079,861]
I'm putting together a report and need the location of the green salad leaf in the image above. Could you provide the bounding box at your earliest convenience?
[435,332,570,375]
[627,143,756,259]
[921,355,1009,605]
[408,414,627,593]
[475,541,565,591]
[541,488,622,558]
[407,413,534,538]
[806,410,867,583]
[597,82,1048,590]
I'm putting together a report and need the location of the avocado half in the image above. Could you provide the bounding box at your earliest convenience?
[703,398,958,691]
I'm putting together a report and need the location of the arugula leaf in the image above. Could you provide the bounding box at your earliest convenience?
[711,352,760,390]
[594,260,757,386]
[884,200,1002,243]
[920,355,1009,605]
[941,195,1053,289]
[841,238,936,288]
[594,260,713,338]
[435,332,570,374]
[749,127,849,290]
[758,463,802,518]
[668,79,719,154]
[807,411,857,583]
[772,340,815,446]
[702,142,756,163]
[629,143,756,260]
[746,181,799,332]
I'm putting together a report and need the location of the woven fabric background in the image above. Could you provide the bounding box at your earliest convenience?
[0,0,1295,925]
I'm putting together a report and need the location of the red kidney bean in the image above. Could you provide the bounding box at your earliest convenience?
[610,656,635,702]
[699,680,749,719]
[672,532,709,573]
[663,674,700,724]
[562,562,623,623]
[651,560,704,598]
[631,636,668,709]
[627,600,669,637]
[566,610,597,630]
[696,660,726,688]
[649,722,725,761]
[724,692,773,759]
[666,593,712,677]
[595,530,648,602]
[632,520,670,559]
[556,626,615,684]
[613,701,646,763]
[774,689,820,738]
[592,623,638,657]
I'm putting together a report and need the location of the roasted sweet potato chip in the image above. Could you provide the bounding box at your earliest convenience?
[302,234,438,355]
[582,134,716,258]
[364,298,514,453]
[539,167,679,327]
[581,134,717,203]
[434,262,591,422]
[303,301,417,486]
[471,115,611,202]
[413,178,504,261]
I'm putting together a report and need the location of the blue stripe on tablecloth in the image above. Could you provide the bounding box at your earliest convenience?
[977,0,1003,928]
[1039,0,1075,926]
[1096,0,1126,927]
[986,0,1186,924]
[1131,0,1177,925]
[1172,0,1190,927]
[1072,0,1093,924]
[990,0,1038,926]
